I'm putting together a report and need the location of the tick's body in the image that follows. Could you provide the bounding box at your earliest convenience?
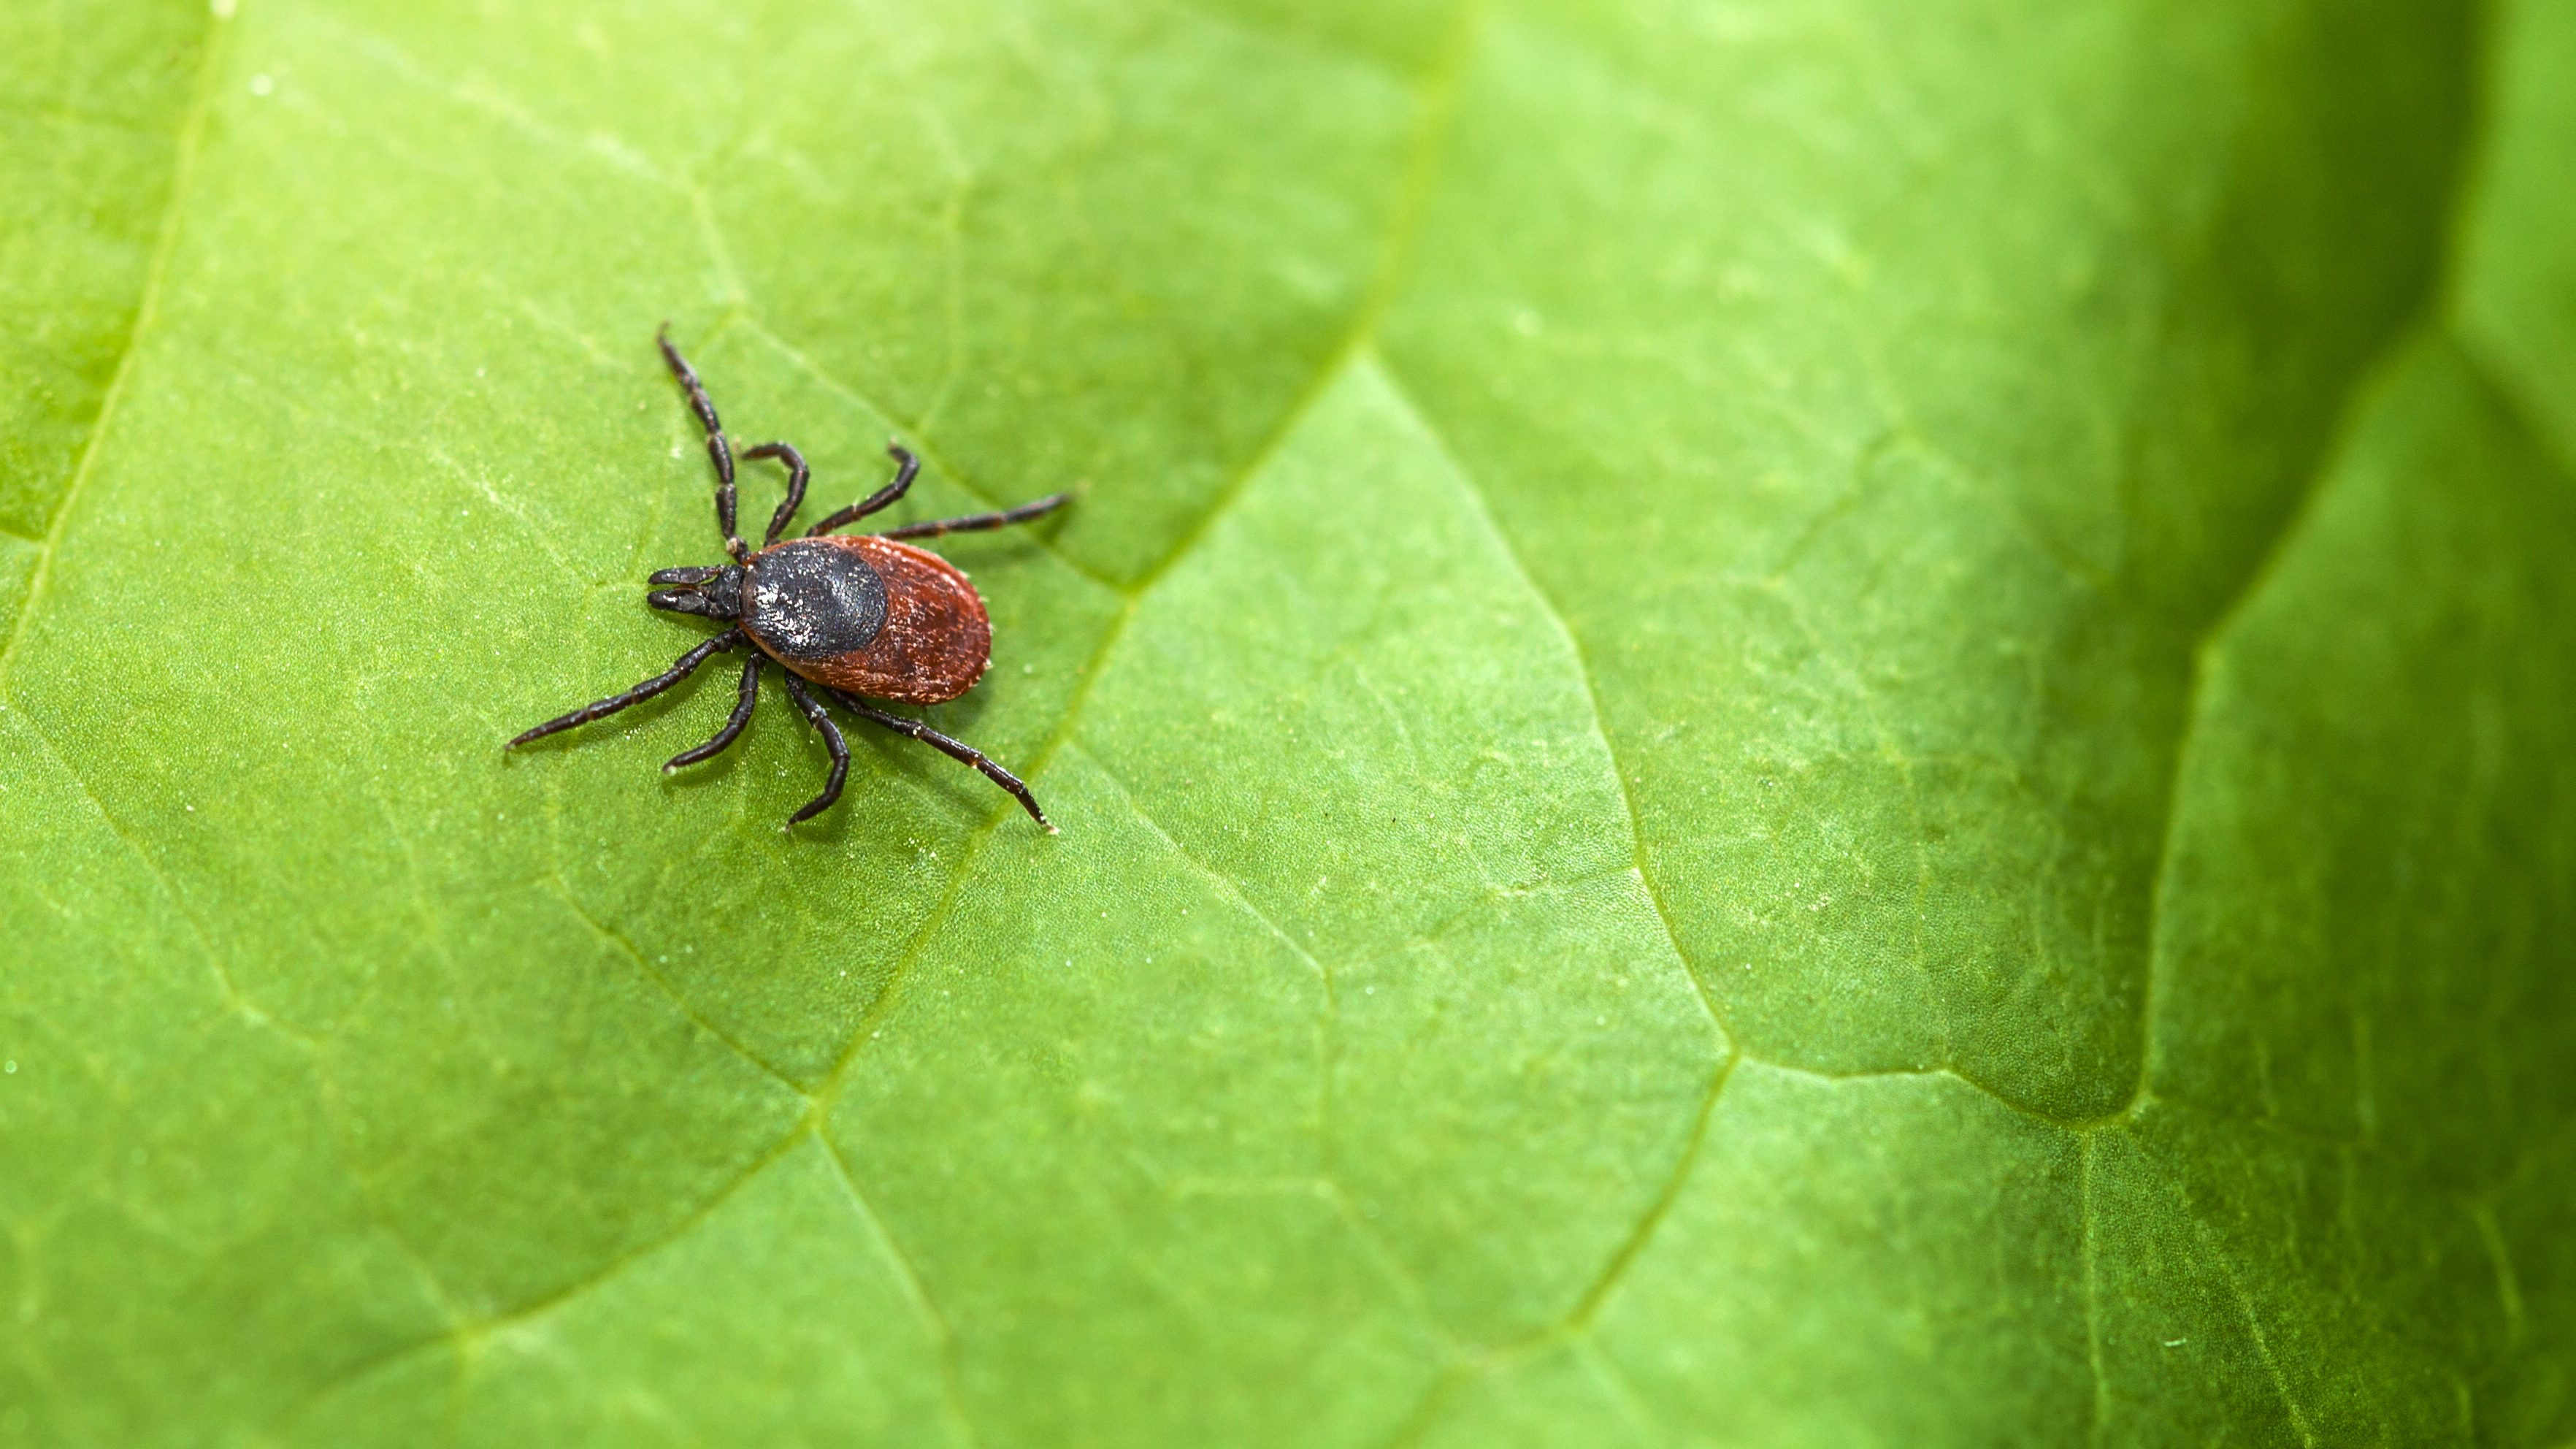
[695,534,989,704]
[507,327,1067,831]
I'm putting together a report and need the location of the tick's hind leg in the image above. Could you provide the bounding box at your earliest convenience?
[830,689,1054,832]
[507,629,742,749]
[806,443,921,536]
[874,491,1070,541]
[779,673,850,828]
[665,654,762,772]
[656,325,747,561]
[743,443,808,545]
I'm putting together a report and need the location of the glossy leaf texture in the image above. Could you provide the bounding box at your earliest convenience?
[4,0,2572,1443]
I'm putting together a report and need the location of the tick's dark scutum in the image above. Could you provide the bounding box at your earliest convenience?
[743,538,889,659]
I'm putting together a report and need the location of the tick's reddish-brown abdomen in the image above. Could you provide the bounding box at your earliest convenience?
[750,534,990,705]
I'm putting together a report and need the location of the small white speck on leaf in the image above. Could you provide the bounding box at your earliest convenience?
[4,1061,15,1074]
[248,73,272,96]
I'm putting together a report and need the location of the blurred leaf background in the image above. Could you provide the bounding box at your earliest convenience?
[4,0,2574,1443]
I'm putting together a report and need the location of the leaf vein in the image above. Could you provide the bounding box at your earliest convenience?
[814,594,1137,1100]
[279,1120,816,1428]
[543,873,808,1096]
[1372,358,1730,1048]
[816,1131,984,1449]
[0,6,227,684]
[1106,0,1489,601]
[2127,318,2437,1114]
[2082,1133,2109,1449]
[2185,1177,2318,1446]
[9,706,240,1020]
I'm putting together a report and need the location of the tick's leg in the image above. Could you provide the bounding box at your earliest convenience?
[780,673,850,827]
[806,443,920,536]
[507,629,741,749]
[743,442,809,546]
[830,689,1054,832]
[665,653,762,771]
[874,492,1070,541]
[656,324,746,561]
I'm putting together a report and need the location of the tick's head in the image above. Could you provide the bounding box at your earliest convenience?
[646,563,745,621]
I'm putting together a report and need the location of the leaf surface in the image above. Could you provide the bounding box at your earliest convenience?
[4,0,2573,1443]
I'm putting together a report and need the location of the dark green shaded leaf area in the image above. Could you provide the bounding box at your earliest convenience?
[4,0,2573,1441]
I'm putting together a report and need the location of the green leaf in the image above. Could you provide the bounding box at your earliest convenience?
[4,0,2571,1443]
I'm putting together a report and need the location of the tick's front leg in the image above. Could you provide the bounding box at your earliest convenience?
[656,324,747,561]
[506,629,743,749]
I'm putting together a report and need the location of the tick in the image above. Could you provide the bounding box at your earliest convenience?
[507,327,1067,833]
